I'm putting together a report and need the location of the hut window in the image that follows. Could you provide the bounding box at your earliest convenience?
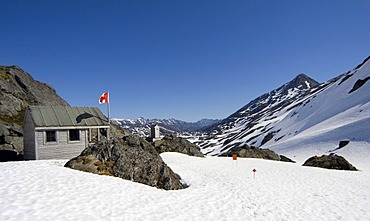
[69,129,80,141]
[46,131,57,142]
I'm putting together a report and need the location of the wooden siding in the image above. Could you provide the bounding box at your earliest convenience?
[36,129,88,160]
[23,111,37,160]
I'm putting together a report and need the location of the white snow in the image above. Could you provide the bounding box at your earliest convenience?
[305,80,311,88]
[1,153,370,220]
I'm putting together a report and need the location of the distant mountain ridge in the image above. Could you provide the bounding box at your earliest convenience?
[112,117,220,137]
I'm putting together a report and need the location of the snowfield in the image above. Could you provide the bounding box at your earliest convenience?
[1,152,370,221]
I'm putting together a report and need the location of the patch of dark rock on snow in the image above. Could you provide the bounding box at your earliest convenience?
[279,155,296,163]
[349,76,370,94]
[220,144,294,162]
[302,153,357,171]
[338,71,354,85]
[329,140,350,153]
[339,140,350,148]
[261,130,281,146]
[65,133,187,190]
[153,135,204,157]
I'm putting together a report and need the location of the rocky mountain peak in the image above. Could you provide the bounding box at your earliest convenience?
[275,73,319,96]
[201,73,323,152]
[222,73,319,121]
[0,66,68,122]
[289,73,319,89]
[0,66,69,159]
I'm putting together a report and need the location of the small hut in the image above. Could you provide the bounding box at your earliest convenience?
[23,106,109,160]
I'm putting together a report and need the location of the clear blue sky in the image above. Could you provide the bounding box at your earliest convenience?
[1,0,370,122]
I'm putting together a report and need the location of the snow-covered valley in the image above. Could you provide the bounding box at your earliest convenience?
[1,152,369,220]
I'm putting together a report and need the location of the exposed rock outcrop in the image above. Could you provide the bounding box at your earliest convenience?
[348,76,370,94]
[220,144,294,162]
[65,127,187,190]
[0,66,68,160]
[153,135,204,157]
[303,153,357,171]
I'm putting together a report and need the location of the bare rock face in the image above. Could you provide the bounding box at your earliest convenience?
[153,135,204,157]
[303,153,357,171]
[65,129,187,190]
[0,66,68,160]
[0,66,68,121]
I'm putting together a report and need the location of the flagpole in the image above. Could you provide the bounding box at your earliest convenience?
[107,91,110,140]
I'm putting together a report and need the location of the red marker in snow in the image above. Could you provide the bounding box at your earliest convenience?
[232,154,237,160]
[252,168,257,178]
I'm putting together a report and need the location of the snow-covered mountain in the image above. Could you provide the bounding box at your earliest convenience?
[111,117,220,137]
[198,56,370,161]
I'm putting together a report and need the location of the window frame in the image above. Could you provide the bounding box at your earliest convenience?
[45,130,57,143]
[68,129,80,142]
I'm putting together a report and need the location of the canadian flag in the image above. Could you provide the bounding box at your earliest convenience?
[99,92,109,104]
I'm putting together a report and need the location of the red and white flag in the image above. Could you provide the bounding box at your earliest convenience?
[99,92,109,104]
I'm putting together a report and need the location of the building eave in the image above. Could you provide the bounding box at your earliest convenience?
[35,125,110,131]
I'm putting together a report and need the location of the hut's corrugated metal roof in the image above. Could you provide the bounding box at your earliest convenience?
[28,106,109,127]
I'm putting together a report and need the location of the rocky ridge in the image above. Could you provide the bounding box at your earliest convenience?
[0,66,68,160]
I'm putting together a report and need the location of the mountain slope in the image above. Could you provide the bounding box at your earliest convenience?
[198,56,370,161]
[198,73,320,155]
[265,56,370,163]
[0,66,69,157]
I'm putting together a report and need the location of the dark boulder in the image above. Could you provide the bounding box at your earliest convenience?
[303,153,357,171]
[0,149,23,162]
[65,128,187,190]
[220,144,294,162]
[0,122,24,157]
[153,135,204,157]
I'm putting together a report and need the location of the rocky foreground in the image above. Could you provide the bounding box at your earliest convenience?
[65,126,187,190]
